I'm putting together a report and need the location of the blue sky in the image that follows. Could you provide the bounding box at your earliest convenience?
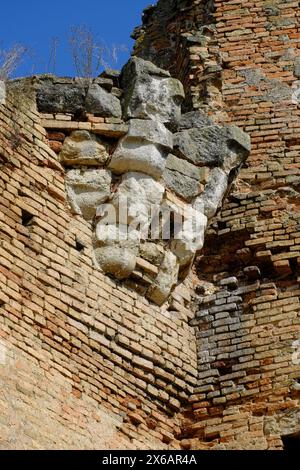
[0,0,152,77]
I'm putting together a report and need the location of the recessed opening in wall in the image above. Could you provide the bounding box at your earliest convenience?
[217,220,227,230]
[75,238,85,253]
[21,209,34,227]
[282,432,300,451]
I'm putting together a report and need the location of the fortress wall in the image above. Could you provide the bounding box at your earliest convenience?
[0,81,197,449]
[136,0,300,450]
[0,0,299,450]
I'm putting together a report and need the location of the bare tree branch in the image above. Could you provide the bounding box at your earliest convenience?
[0,44,28,80]
[68,24,128,77]
[47,37,60,74]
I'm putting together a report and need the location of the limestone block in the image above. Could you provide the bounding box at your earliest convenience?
[94,224,140,279]
[171,208,207,266]
[121,57,185,125]
[85,84,122,118]
[163,154,209,201]
[146,251,179,305]
[36,78,86,114]
[126,119,173,149]
[193,168,228,220]
[174,125,251,171]
[59,130,110,166]
[94,246,137,280]
[111,172,165,230]
[109,138,167,179]
[109,119,172,178]
[65,169,111,220]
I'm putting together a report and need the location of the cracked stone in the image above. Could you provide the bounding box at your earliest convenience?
[59,130,110,166]
[173,125,251,171]
[85,83,122,118]
[193,168,229,220]
[65,169,111,220]
[121,57,185,125]
[146,251,179,305]
[111,172,165,230]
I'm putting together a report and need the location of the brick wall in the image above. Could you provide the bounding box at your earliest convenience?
[0,81,198,449]
[136,0,300,450]
[0,0,299,450]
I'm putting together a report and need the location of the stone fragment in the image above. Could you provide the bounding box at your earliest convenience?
[36,78,86,114]
[85,84,122,118]
[163,170,202,201]
[93,77,114,91]
[65,169,111,220]
[94,224,140,279]
[177,111,213,130]
[126,119,173,149]
[94,246,137,280]
[174,125,251,171]
[139,242,165,266]
[163,154,209,201]
[165,154,209,181]
[121,57,185,125]
[193,168,229,220]
[109,119,172,178]
[171,208,207,266]
[111,172,165,229]
[109,139,167,179]
[146,251,179,305]
[59,130,110,166]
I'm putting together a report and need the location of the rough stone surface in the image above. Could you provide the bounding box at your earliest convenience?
[36,78,86,114]
[177,111,214,131]
[146,251,179,305]
[139,242,165,266]
[163,154,209,201]
[193,168,228,220]
[59,130,110,166]
[85,84,122,118]
[109,138,167,179]
[65,169,111,220]
[94,224,140,279]
[126,119,173,149]
[94,245,137,280]
[111,172,165,228]
[171,209,207,267]
[174,125,251,171]
[121,57,185,125]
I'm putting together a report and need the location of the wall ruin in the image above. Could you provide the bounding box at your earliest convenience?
[0,0,299,450]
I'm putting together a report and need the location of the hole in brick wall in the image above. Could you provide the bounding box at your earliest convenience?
[213,359,239,376]
[21,209,34,227]
[75,239,85,253]
[0,153,8,165]
[217,220,227,230]
[282,432,300,451]
[0,300,5,308]
[289,258,298,273]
